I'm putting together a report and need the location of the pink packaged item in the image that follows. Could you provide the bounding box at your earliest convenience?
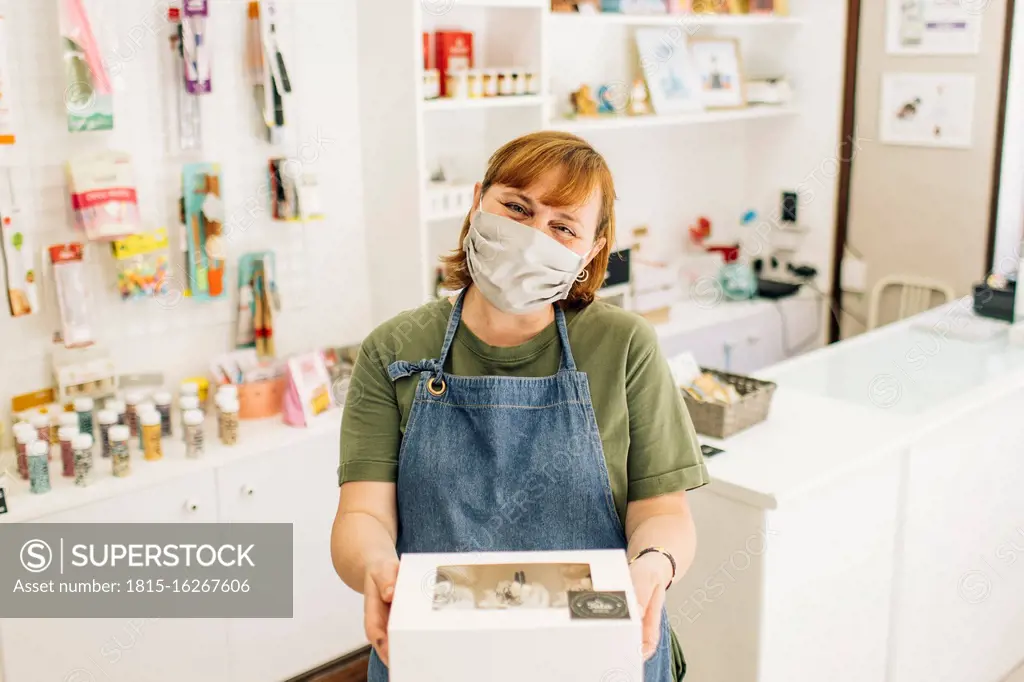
[283,352,333,427]
[67,151,142,241]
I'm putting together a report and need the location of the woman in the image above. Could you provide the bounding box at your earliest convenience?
[331,131,708,682]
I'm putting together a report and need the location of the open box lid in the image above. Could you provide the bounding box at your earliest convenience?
[389,549,641,632]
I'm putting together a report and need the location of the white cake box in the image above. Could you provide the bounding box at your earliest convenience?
[389,550,643,682]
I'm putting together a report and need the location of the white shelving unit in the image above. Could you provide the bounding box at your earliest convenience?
[356,1,848,328]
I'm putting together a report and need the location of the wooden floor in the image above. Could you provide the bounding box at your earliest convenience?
[293,648,369,682]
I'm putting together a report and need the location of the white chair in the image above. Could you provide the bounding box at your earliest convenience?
[867,275,956,330]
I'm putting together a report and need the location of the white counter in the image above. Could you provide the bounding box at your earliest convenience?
[670,302,1024,682]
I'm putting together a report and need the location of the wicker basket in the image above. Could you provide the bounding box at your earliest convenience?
[681,369,777,439]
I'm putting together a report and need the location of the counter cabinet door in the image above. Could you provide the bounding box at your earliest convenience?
[0,471,229,682]
[215,433,366,682]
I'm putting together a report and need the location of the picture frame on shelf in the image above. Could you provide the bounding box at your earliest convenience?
[689,37,746,109]
[635,29,704,115]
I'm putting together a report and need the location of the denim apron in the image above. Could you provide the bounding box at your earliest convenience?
[367,292,673,682]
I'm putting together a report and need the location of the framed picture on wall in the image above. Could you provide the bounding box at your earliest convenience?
[886,0,982,55]
[635,29,704,115]
[689,38,746,109]
[879,72,976,148]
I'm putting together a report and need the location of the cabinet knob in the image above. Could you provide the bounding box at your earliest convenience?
[242,485,255,497]
[185,499,200,513]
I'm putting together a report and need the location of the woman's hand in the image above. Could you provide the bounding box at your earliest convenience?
[629,553,672,660]
[364,557,400,666]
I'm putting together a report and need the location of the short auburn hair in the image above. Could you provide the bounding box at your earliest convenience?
[440,131,617,308]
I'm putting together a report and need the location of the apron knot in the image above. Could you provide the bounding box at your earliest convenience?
[387,358,441,381]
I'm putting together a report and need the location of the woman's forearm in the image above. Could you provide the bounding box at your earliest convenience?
[332,510,399,594]
[627,512,696,583]
[625,493,697,585]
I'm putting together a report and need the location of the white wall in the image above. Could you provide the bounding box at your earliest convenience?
[0,0,370,435]
[994,1,1024,277]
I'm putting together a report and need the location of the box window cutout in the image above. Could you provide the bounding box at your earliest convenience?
[432,563,593,611]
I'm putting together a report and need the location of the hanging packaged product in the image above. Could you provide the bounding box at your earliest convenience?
[60,0,114,131]
[0,211,39,316]
[167,7,202,152]
[0,15,16,144]
[181,163,226,299]
[48,243,95,348]
[269,159,322,222]
[236,252,280,356]
[253,0,292,143]
[67,151,142,241]
[111,227,170,300]
[182,0,211,94]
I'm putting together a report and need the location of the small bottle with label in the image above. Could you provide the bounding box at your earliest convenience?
[74,396,95,438]
[220,397,240,446]
[97,409,117,458]
[58,425,80,478]
[72,433,94,487]
[135,403,155,450]
[28,440,51,494]
[141,409,163,462]
[179,395,200,440]
[153,390,173,438]
[215,385,239,440]
[30,413,51,450]
[109,425,131,478]
[125,390,145,438]
[105,398,127,429]
[183,409,205,459]
[14,425,36,481]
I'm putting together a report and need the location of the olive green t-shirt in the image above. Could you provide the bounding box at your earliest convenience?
[339,297,709,525]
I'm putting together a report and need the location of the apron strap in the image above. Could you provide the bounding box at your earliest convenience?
[436,289,467,375]
[554,305,577,372]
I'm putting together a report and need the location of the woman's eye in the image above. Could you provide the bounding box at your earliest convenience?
[553,225,576,238]
[504,202,527,215]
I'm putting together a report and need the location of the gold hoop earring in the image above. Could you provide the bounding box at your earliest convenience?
[576,269,588,283]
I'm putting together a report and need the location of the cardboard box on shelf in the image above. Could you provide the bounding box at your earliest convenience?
[389,550,642,682]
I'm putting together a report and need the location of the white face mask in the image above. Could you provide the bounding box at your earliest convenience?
[463,202,586,314]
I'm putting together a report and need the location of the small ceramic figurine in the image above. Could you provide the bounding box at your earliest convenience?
[597,85,619,115]
[628,78,652,116]
[570,85,599,117]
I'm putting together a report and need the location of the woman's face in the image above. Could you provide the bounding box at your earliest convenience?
[475,169,606,264]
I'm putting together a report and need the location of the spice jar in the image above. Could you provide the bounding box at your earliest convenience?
[446,69,468,99]
[97,409,117,458]
[179,395,200,440]
[30,413,51,450]
[220,398,240,446]
[183,409,205,459]
[467,69,483,99]
[74,397,95,438]
[498,69,516,96]
[153,391,173,438]
[513,69,527,96]
[483,69,499,97]
[105,398,127,428]
[14,424,36,481]
[141,409,163,462]
[125,390,145,438]
[109,425,131,478]
[525,71,539,95]
[72,433,94,487]
[28,440,51,494]
[58,425,80,478]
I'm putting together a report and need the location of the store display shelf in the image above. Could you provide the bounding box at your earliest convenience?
[423,95,545,112]
[550,105,798,133]
[547,12,805,27]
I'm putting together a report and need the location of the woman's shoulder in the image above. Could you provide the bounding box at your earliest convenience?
[359,298,452,368]
[569,300,660,355]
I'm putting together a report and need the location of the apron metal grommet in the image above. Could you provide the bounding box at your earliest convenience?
[427,378,447,396]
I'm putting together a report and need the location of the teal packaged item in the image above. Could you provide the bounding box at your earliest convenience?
[719,262,757,301]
